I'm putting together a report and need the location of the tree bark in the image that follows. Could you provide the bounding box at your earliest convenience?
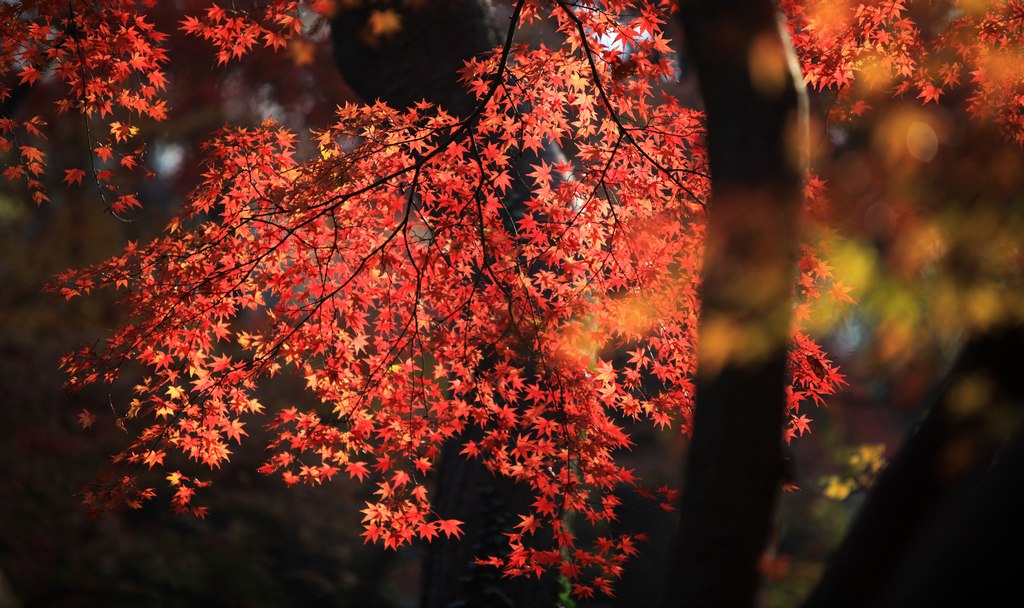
[667,1,807,606]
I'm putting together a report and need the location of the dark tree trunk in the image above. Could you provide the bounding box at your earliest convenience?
[880,416,1024,607]
[331,3,560,606]
[804,325,1024,608]
[331,0,499,117]
[422,427,559,608]
[667,1,808,606]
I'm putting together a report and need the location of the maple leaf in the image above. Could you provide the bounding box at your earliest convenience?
[917,83,943,104]
[437,519,463,539]
[17,65,41,86]
[516,514,540,534]
[414,457,432,475]
[63,168,86,186]
[391,470,410,488]
[19,146,44,164]
[180,15,202,35]
[143,449,166,468]
[350,333,369,354]
[573,585,595,600]
[418,521,440,541]
[534,495,558,517]
[77,409,96,429]
[791,414,812,437]
[95,146,114,164]
[345,461,370,482]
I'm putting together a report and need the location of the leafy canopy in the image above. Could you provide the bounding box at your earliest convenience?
[4,0,1021,598]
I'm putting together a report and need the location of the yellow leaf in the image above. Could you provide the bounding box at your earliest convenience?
[823,475,854,501]
[368,9,402,37]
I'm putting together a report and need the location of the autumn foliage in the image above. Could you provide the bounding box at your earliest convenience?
[2,0,1022,598]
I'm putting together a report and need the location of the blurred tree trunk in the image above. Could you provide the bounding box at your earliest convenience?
[667,1,807,606]
[0,569,22,608]
[331,2,559,606]
[805,326,1024,607]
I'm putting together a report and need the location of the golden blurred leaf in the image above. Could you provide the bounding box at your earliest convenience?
[368,9,402,38]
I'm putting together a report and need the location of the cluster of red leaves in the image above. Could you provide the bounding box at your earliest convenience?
[946,0,1024,142]
[33,0,1024,597]
[0,0,169,205]
[0,0,324,210]
[180,1,302,64]
[42,0,853,595]
[783,0,920,93]
[783,0,1024,141]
